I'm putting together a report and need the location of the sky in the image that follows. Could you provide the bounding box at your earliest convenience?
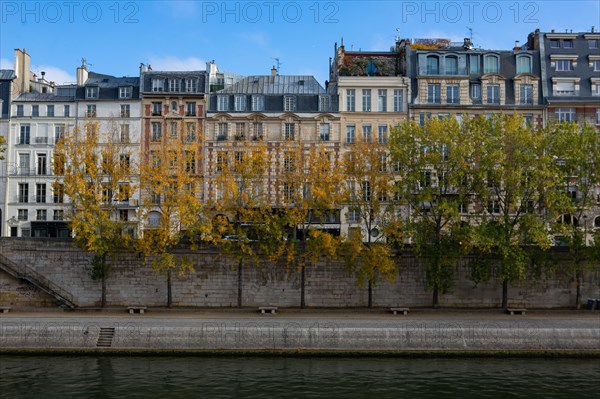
[0,0,599,86]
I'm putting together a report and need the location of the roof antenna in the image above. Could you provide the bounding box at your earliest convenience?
[271,57,282,74]
[467,27,473,43]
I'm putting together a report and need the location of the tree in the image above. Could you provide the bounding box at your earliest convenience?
[0,135,6,160]
[275,142,345,308]
[390,116,479,307]
[547,122,600,308]
[210,140,277,307]
[473,114,555,308]
[55,119,137,307]
[341,133,402,307]
[136,121,206,307]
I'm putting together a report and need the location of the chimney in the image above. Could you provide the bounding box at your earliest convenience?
[76,63,88,86]
[13,48,31,97]
[40,71,46,82]
[139,63,147,74]
[463,38,473,49]
[271,65,277,76]
[592,26,596,33]
[513,40,520,51]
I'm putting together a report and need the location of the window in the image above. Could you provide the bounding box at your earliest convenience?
[378,125,387,144]
[427,84,441,103]
[470,83,481,100]
[362,125,372,142]
[319,95,330,112]
[562,39,573,48]
[469,54,480,73]
[119,86,132,99]
[86,86,98,99]
[596,108,600,125]
[186,102,196,116]
[523,114,534,127]
[347,209,360,223]
[36,183,46,203]
[120,104,130,118]
[483,55,499,73]
[186,78,198,92]
[445,56,458,75]
[592,60,600,72]
[64,105,70,117]
[589,39,599,49]
[186,123,196,142]
[284,96,296,112]
[169,122,178,138]
[426,55,439,74]
[377,89,387,112]
[251,95,264,111]
[550,39,560,48]
[19,125,30,144]
[556,60,573,71]
[346,125,355,144]
[346,89,355,112]
[235,123,246,140]
[16,104,24,116]
[516,55,532,74]
[217,123,228,140]
[86,104,96,117]
[47,105,54,117]
[253,122,263,140]
[284,123,295,141]
[234,95,246,111]
[19,153,30,175]
[151,122,162,141]
[556,108,576,122]
[152,102,162,116]
[446,85,459,104]
[488,200,501,214]
[320,124,330,141]
[36,209,47,221]
[54,125,64,144]
[152,79,164,92]
[520,84,533,104]
[361,89,371,112]
[362,181,371,201]
[284,152,294,172]
[379,153,387,172]
[393,89,403,112]
[169,79,180,92]
[171,101,178,112]
[420,171,431,188]
[487,84,500,104]
[53,183,64,203]
[32,105,39,117]
[37,154,47,175]
[119,154,131,173]
[18,209,28,221]
[554,81,576,95]
[217,95,229,111]
[419,112,432,126]
[148,211,161,225]
[283,183,294,203]
[185,151,195,173]
[216,151,228,172]
[19,183,29,203]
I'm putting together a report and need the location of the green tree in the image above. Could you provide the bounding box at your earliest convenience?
[0,135,6,160]
[341,133,402,307]
[473,114,555,308]
[55,119,137,307]
[390,116,479,307]
[137,122,206,307]
[547,122,600,308]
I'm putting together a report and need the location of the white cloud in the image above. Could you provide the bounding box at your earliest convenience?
[147,56,207,71]
[0,58,13,69]
[31,65,76,85]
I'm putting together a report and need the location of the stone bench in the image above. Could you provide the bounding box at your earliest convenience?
[258,306,278,314]
[390,307,410,315]
[506,308,526,315]
[0,307,11,314]
[127,306,147,314]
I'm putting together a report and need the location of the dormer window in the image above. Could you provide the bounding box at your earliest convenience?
[284,96,296,112]
[169,79,180,92]
[217,95,229,112]
[251,95,264,111]
[516,55,532,74]
[319,95,330,112]
[426,55,439,74]
[445,56,458,75]
[185,78,198,92]
[86,86,98,99]
[483,55,499,74]
[234,95,246,111]
[119,86,132,99]
[151,79,164,92]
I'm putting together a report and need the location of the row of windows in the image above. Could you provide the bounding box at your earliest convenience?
[553,59,600,71]
[151,78,200,93]
[17,209,65,222]
[85,86,133,100]
[345,89,403,112]
[215,95,332,113]
[151,101,197,116]
[150,121,198,142]
[213,122,331,142]
[14,104,140,118]
[425,83,534,105]
[345,124,389,144]
[423,54,533,75]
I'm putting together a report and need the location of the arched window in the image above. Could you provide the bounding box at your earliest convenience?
[594,216,600,228]
[426,55,439,74]
[556,214,579,226]
[445,56,458,75]
[148,211,161,227]
[516,55,532,74]
[171,101,178,112]
[483,55,500,73]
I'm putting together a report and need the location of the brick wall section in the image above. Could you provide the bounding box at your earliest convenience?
[0,238,598,308]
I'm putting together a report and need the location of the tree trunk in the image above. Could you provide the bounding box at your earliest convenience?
[300,263,306,309]
[432,284,439,308]
[167,269,172,308]
[101,254,107,308]
[501,279,508,308]
[368,279,373,308]
[237,258,243,308]
[575,268,581,310]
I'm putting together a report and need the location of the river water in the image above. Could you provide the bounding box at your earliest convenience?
[1,356,598,398]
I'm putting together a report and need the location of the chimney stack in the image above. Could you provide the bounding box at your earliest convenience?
[76,64,88,86]
[513,40,520,51]
[139,63,147,75]
[271,66,277,77]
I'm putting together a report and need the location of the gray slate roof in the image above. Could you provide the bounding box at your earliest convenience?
[14,92,74,102]
[219,75,325,95]
[86,72,140,87]
[0,70,16,80]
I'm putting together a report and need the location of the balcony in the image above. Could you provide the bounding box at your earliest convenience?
[216,135,228,141]
[35,137,48,144]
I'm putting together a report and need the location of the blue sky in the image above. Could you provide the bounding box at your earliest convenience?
[1,0,599,85]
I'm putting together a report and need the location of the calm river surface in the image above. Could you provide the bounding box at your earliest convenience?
[1,356,598,398]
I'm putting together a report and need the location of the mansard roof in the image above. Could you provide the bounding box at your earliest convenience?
[219,75,325,95]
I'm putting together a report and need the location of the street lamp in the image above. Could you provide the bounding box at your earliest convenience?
[7,216,18,227]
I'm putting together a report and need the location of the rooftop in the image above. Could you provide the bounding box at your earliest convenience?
[219,75,325,95]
